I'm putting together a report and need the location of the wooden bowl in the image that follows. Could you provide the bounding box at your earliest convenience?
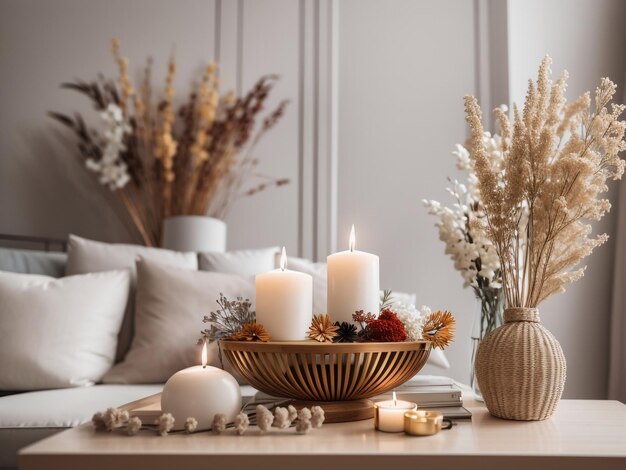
[220,340,430,402]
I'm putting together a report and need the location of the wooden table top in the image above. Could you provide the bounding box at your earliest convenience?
[18,393,626,470]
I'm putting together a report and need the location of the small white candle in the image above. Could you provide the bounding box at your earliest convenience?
[256,247,313,340]
[327,225,380,323]
[161,343,241,430]
[374,392,417,432]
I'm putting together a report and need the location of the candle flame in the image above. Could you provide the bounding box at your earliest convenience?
[349,224,356,252]
[201,341,208,368]
[393,391,397,407]
[280,246,287,271]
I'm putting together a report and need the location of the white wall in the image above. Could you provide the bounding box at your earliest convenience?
[1,0,624,398]
[336,0,478,384]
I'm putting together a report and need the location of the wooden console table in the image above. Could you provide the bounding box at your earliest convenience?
[19,395,626,470]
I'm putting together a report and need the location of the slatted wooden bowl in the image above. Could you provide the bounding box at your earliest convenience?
[220,340,430,402]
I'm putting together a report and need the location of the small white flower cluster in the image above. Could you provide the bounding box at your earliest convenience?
[234,412,250,435]
[423,132,505,289]
[256,405,274,433]
[92,404,325,437]
[156,413,175,436]
[392,303,426,342]
[86,103,132,190]
[92,407,129,432]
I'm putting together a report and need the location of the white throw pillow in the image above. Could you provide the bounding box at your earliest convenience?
[199,247,280,277]
[65,235,198,362]
[0,270,130,391]
[103,258,255,384]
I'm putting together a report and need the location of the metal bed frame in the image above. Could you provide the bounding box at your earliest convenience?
[0,233,68,252]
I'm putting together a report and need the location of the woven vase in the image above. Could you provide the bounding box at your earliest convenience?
[475,307,566,421]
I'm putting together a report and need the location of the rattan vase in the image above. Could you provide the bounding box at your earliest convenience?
[475,307,566,421]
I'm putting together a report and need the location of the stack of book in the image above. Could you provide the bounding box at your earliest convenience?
[375,375,472,419]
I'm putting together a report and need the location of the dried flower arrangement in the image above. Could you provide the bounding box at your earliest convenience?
[307,292,455,349]
[199,294,268,343]
[92,404,324,436]
[199,294,269,368]
[50,39,289,246]
[423,131,508,336]
[464,56,626,308]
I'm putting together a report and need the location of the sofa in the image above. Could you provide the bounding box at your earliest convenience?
[0,238,448,469]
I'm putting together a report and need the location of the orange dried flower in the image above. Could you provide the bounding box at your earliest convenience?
[422,310,456,349]
[231,322,270,342]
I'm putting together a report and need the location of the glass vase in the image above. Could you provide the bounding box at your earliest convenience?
[470,286,504,401]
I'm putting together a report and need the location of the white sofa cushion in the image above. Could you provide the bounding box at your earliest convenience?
[0,384,162,469]
[65,235,198,362]
[0,270,130,391]
[103,258,255,384]
[199,247,280,277]
[0,385,163,429]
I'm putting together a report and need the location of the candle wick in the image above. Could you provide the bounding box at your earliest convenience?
[202,365,206,369]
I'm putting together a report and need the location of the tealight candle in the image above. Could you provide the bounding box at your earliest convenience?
[404,410,446,436]
[327,225,380,323]
[161,342,241,431]
[374,392,417,432]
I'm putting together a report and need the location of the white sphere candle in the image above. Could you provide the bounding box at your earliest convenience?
[374,392,417,432]
[327,225,380,323]
[256,247,313,340]
[161,343,241,431]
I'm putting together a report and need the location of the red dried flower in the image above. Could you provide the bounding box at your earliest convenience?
[366,309,407,342]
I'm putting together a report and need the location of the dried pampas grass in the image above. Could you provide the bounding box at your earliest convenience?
[464,56,625,308]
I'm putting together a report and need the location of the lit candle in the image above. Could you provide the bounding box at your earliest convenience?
[327,225,380,323]
[374,392,417,432]
[161,342,242,430]
[256,247,313,340]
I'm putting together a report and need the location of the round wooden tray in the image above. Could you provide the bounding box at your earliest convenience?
[221,340,430,405]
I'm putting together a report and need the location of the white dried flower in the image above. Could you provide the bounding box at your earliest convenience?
[127,416,142,436]
[184,417,198,434]
[310,406,325,428]
[273,407,290,429]
[234,412,249,435]
[391,303,425,341]
[156,413,175,436]
[424,135,509,291]
[295,418,312,434]
[91,411,106,431]
[287,405,298,422]
[256,405,274,433]
[297,407,312,421]
[212,414,227,434]
[103,407,127,432]
[86,103,132,191]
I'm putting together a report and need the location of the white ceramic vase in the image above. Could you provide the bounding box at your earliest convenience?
[162,216,227,253]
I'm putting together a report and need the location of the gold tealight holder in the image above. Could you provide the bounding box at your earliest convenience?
[404,410,450,436]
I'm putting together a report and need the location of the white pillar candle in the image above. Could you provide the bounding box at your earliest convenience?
[256,247,313,341]
[161,343,241,430]
[374,392,417,432]
[327,225,380,323]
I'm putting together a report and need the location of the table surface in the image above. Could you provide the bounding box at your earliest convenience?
[18,392,626,470]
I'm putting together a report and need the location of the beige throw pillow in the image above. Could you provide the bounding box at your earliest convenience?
[0,270,130,390]
[103,258,255,384]
[65,235,198,362]
[198,247,280,277]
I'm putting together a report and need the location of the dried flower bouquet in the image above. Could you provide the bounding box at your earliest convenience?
[464,56,625,308]
[51,39,289,246]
